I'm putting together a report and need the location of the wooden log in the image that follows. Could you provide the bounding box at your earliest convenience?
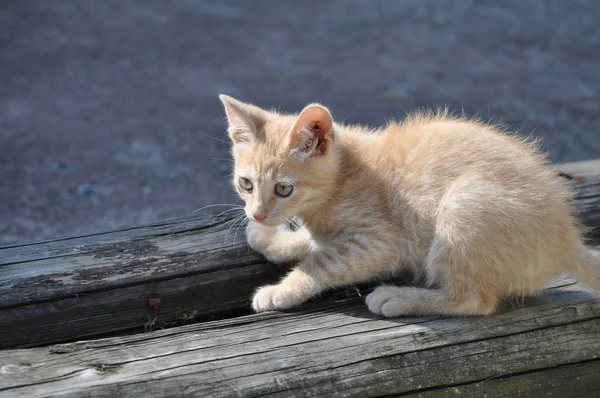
[411,360,600,397]
[0,276,599,397]
[0,160,599,349]
[0,218,285,349]
[560,160,600,240]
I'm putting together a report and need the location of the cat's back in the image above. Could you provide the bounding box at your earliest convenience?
[386,112,535,167]
[372,111,573,217]
[380,112,555,185]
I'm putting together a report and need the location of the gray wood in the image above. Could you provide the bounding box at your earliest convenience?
[558,160,600,240]
[0,278,598,397]
[411,360,600,397]
[0,214,291,348]
[0,160,599,349]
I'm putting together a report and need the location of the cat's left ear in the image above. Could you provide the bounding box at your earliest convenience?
[219,94,267,144]
[289,104,334,157]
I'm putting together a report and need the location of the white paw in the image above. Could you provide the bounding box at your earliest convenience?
[251,284,306,312]
[366,286,411,318]
[245,221,272,254]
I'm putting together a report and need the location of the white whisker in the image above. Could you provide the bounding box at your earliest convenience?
[219,215,243,232]
[211,207,245,224]
[193,203,243,214]
[285,217,301,231]
[198,131,230,145]
[233,217,249,248]
[203,156,233,162]
[224,214,246,244]
[209,207,246,234]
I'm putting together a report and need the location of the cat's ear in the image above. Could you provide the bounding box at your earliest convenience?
[219,94,267,144]
[289,104,334,156]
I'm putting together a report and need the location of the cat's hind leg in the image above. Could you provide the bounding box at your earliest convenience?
[366,282,499,317]
[367,238,502,317]
[367,245,501,317]
[368,175,515,317]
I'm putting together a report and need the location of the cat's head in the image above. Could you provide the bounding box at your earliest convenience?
[219,95,339,226]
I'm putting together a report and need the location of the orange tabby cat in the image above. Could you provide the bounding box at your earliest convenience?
[219,94,600,317]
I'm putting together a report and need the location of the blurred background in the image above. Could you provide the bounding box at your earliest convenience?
[1,0,599,245]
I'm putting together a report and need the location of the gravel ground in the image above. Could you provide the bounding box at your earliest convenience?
[1,0,600,245]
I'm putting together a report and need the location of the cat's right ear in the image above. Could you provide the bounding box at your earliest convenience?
[288,104,334,157]
[219,95,267,144]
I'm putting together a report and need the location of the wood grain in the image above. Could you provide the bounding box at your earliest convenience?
[411,360,600,397]
[0,278,598,397]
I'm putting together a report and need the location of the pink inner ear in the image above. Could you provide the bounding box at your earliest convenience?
[291,106,333,155]
[311,121,326,140]
[231,129,251,144]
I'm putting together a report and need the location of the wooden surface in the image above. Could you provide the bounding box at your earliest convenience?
[0,275,599,397]
[559,159,600,238]
[1,160,599,350]
[0,160,599,397]
[0,215,284,349]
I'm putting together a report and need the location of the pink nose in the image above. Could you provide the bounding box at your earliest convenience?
[253,213,267,222]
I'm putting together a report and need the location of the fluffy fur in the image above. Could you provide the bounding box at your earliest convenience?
[219,94,600,317]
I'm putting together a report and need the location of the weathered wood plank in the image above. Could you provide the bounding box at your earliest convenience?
[0,213,223,264]
[0,161,599,349]
[0,279,598,397]
[411,360,600,397]
[560,160,600,239]
[1,214,261,306]
[0,215,290,349]
[0,256,285,349]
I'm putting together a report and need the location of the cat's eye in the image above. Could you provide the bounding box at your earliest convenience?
[238,177,253,192]
[275,182,293,197]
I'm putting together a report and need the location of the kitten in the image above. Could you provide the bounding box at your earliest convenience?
[219,94,600,317]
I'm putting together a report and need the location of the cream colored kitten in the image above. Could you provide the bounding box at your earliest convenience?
[219,94,600,317]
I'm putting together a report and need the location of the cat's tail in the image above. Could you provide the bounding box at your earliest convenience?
[570,244,600,293]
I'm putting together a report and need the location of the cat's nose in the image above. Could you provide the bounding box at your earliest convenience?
[252,213,267,222]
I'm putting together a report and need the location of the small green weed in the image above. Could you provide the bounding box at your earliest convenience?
[181,310,198,324]
[143,315,157,332]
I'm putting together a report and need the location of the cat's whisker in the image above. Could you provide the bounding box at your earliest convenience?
[220,216,241,244]
[193,203,243,214]
[233,217,249,249]
[215,212,245,236]
[231,216,248,246]
[198,131,230,145]
[220,213,244,230]
[210,207,245,225]
[224,214,247,245]
[209,207,246,234]
[203,156,233,162]
[285,218,294,229]
[222,222,241,242]
[285,217,301,231]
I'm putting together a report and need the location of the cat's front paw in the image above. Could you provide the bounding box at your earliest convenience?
[251,284,306,312]
[245,221,273,255]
